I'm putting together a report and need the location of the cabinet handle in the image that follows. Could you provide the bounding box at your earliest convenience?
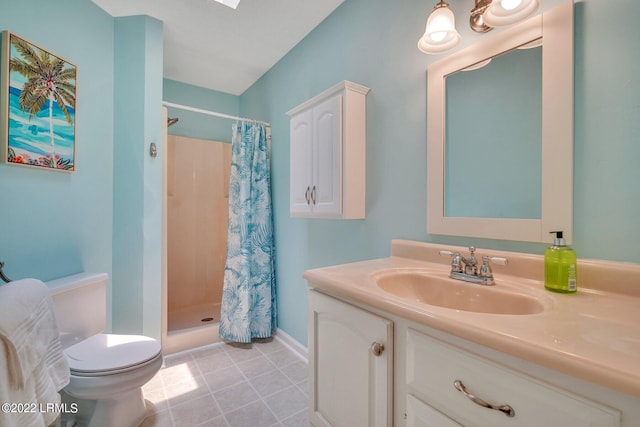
[305,186,310,205]
[453,380,515,418]
[311,185,317,205]
[370,342,385,356]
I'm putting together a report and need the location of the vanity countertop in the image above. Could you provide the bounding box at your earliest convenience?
[303,240,640,398]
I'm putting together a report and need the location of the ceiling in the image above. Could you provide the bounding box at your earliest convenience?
[92,0,344,96]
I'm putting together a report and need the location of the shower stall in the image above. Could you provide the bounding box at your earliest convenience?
[161,108,232,354]
[167,133,230,329]
[161,103,274,354]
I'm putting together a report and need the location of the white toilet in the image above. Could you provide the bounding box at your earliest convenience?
[48,272,163,427]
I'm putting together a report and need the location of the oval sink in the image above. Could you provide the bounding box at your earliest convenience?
[374,271,544,315]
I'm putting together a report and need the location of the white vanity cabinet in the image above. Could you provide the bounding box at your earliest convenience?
[287,81,369,219]
[307,290,628,427]
[308,290,393,427]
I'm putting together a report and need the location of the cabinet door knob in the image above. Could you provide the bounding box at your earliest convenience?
[305,186,311,204]
[370,342,385,356]
[311,185,317,205]
[453,380,515,417]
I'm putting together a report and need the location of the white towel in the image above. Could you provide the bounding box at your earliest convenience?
[0,278,70,426]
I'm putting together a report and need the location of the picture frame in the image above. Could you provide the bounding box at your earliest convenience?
[1,31,77,171]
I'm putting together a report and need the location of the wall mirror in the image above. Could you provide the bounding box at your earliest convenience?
[426,0,573,243]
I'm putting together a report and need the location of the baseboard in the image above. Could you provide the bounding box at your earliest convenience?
[274,328,308,362]
[161,326,308,362]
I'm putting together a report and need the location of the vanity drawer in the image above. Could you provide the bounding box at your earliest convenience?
[406,328,620,427]
[406,394,462,427]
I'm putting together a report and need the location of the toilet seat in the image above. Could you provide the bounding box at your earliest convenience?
[65,333,162,377]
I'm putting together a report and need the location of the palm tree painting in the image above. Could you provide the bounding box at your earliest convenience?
[1,32,76,171]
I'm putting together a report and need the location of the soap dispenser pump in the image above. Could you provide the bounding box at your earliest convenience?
[544,231,577,293]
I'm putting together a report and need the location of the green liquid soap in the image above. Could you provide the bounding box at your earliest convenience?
[544,231,577,293]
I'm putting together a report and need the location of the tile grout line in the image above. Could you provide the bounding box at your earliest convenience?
[189,351,231,427]
[156,340,308,426]
[256,344,309,424]
[155,363,178,427]
[225,344,284,425]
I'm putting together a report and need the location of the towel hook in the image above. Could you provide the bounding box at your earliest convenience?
[0,261,12,283]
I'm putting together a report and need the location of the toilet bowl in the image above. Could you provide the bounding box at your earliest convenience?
[64,334,162,426]
[48,273,163,427]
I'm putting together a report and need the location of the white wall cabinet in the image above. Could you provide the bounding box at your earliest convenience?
[308,290,393,427]
[307,290,631,427]
[287,81,369,219]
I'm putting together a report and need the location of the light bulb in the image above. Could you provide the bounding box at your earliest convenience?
[501,0,522,11]
[430,31,447,42]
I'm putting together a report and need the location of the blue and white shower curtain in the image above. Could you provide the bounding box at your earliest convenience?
[219,121,277,343]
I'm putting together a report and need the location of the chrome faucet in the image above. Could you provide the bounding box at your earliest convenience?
[439,246,508,286]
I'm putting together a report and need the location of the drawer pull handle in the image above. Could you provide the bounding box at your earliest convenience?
[453,380,515,418]
[305,186,311,204]
[370,342,385,356]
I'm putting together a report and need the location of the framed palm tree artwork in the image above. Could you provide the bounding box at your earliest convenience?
[1,31,77,171]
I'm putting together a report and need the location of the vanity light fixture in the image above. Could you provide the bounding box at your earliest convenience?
[417,0,462,54]
[470,0,494,33]
[419,0,540,54]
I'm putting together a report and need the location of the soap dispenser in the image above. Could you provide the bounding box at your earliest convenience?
[544,231,577,293]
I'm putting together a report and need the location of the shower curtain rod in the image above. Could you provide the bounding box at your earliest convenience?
[162,101,271,127]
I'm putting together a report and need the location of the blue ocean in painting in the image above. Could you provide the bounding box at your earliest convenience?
[7,85,75,166]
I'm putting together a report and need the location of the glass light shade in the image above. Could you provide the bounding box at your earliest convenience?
[417,3,461,54]
[214,0,240,9]
[460,58,492,72]
[483,0,539,27]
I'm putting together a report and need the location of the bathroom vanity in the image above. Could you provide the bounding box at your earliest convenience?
[305,240,640,427]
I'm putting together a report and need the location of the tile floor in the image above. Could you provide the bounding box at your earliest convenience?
[140,339,309,427]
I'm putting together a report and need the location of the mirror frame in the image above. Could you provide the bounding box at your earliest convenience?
[426,0,574,244]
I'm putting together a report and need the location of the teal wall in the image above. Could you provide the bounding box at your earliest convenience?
[113,16,163,338]
[1,1,164,338]
[240,0,640,345]
[573,0,640,262]
[163,79,239,143]
[0,1,114,283]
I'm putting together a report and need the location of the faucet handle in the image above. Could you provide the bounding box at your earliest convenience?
[479,255,508,278]
[439,250,463,272]
[482,255,508,266]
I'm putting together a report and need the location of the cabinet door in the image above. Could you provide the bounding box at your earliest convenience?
[309,290,392,427]
[290,109,314,215]
[312,94,342,216]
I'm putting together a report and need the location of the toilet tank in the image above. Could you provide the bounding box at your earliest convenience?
[48,272,108,349]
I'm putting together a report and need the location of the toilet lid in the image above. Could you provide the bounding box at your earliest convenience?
[65,333,162,374]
